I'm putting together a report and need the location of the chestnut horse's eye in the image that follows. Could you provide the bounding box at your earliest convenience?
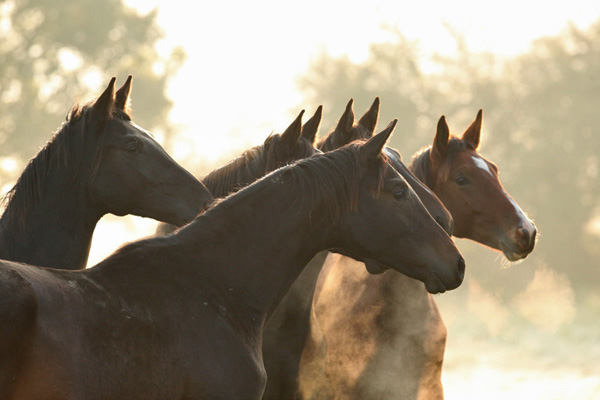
[455,175,468,185]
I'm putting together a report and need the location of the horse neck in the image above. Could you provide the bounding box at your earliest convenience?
[0,143,102,270]
[178,176,334,331]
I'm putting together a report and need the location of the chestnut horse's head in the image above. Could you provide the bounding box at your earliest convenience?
[411,110,537,261]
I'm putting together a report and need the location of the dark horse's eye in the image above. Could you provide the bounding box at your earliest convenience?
[393,188,408,200]
[125,143,139,154]
[455,175,468,185]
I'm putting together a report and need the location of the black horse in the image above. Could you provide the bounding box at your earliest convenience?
[0,122,464,399]
[0,76,213,269]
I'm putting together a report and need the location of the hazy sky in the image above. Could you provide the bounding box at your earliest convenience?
[123,0,600,162]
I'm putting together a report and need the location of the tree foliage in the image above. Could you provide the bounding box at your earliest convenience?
[0,0,184,175]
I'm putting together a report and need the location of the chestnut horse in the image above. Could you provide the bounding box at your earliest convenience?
[311,110,537,399]
[0,77,212,270]
[261,98,453,399]
[155,106,322,236]
[0,123,464,399]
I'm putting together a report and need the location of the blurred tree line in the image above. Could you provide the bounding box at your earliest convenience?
[0,0,184,183]
[298,21,600,296]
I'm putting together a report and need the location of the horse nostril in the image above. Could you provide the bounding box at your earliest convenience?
[457,256,466,280]
[517,227,531,249]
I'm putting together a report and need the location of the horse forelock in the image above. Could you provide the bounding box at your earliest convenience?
[410,137,472,187]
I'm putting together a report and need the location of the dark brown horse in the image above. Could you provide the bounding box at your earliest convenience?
[0,122,464,400]
[155,106,322,236]
[261,98,453,399]
[0,76,213,270]
[311,110,537,399]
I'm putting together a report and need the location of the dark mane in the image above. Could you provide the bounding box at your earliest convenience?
[199,140,387,227]
[0,102,130,229]
[409,137,472,185]
[202,133,317,199]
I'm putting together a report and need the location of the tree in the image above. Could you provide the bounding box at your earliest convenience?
[0,0,184,182]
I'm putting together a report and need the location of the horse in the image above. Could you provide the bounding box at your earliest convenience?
[0,76,213,270]
[261,98,453,399]
[0,122,465,400]
[155,106,322,236]
[310,109,537,399]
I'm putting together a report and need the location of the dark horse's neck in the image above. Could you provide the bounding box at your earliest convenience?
[0,124,102,270]
[409,147,433,187]
[176,172,336,331]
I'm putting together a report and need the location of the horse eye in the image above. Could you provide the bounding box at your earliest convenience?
[455,175,468,185]
[393,188,408,200]
[125,143,139,154]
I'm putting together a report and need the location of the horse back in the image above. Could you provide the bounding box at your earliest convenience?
[0,261,38,399]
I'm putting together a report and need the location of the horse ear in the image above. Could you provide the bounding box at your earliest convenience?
[360,119,397,164]
[115,75,133,113]
[357,97,380,137]
[280,110,305,152]
[301,105,322,144]
[92,77,117,120]
[431,115,450,162]
[335,98,355,135]
[462,109,483,149]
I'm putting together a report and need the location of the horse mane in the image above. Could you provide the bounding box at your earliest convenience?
[202,133,317,199]
[409,137,474,186]
[0,102,130,229]
[201,140,387,227]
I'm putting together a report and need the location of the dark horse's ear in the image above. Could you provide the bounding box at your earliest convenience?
[279,110,305,153]
[301,105,322,144]
[360,119,397,165]
[462,109,483,150]
[92,77,117,120]
[357,97,380,137]
[115,75,133,114]
[334,99,355,136]
[431,115,450,163]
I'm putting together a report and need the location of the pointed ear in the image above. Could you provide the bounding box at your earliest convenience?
[115,75,132,113]
[360,119,397,165]
[335,98,355,134]
[301,105,322,144]
[357,97,380,137]
[431,115,449,162]
[92,77,117,120]
[462,109,483,149]
[280,110,305,152]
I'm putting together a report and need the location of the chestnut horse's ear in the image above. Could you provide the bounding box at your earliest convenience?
[280,109,305,152]
[360,119,397,164]
[357,97,380,137]
[462,109,483,149]
[301,105,322,144]
[92,77,117,120]
[431,115,450,162]
[334,98,355,135]
[115,75,133,114]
